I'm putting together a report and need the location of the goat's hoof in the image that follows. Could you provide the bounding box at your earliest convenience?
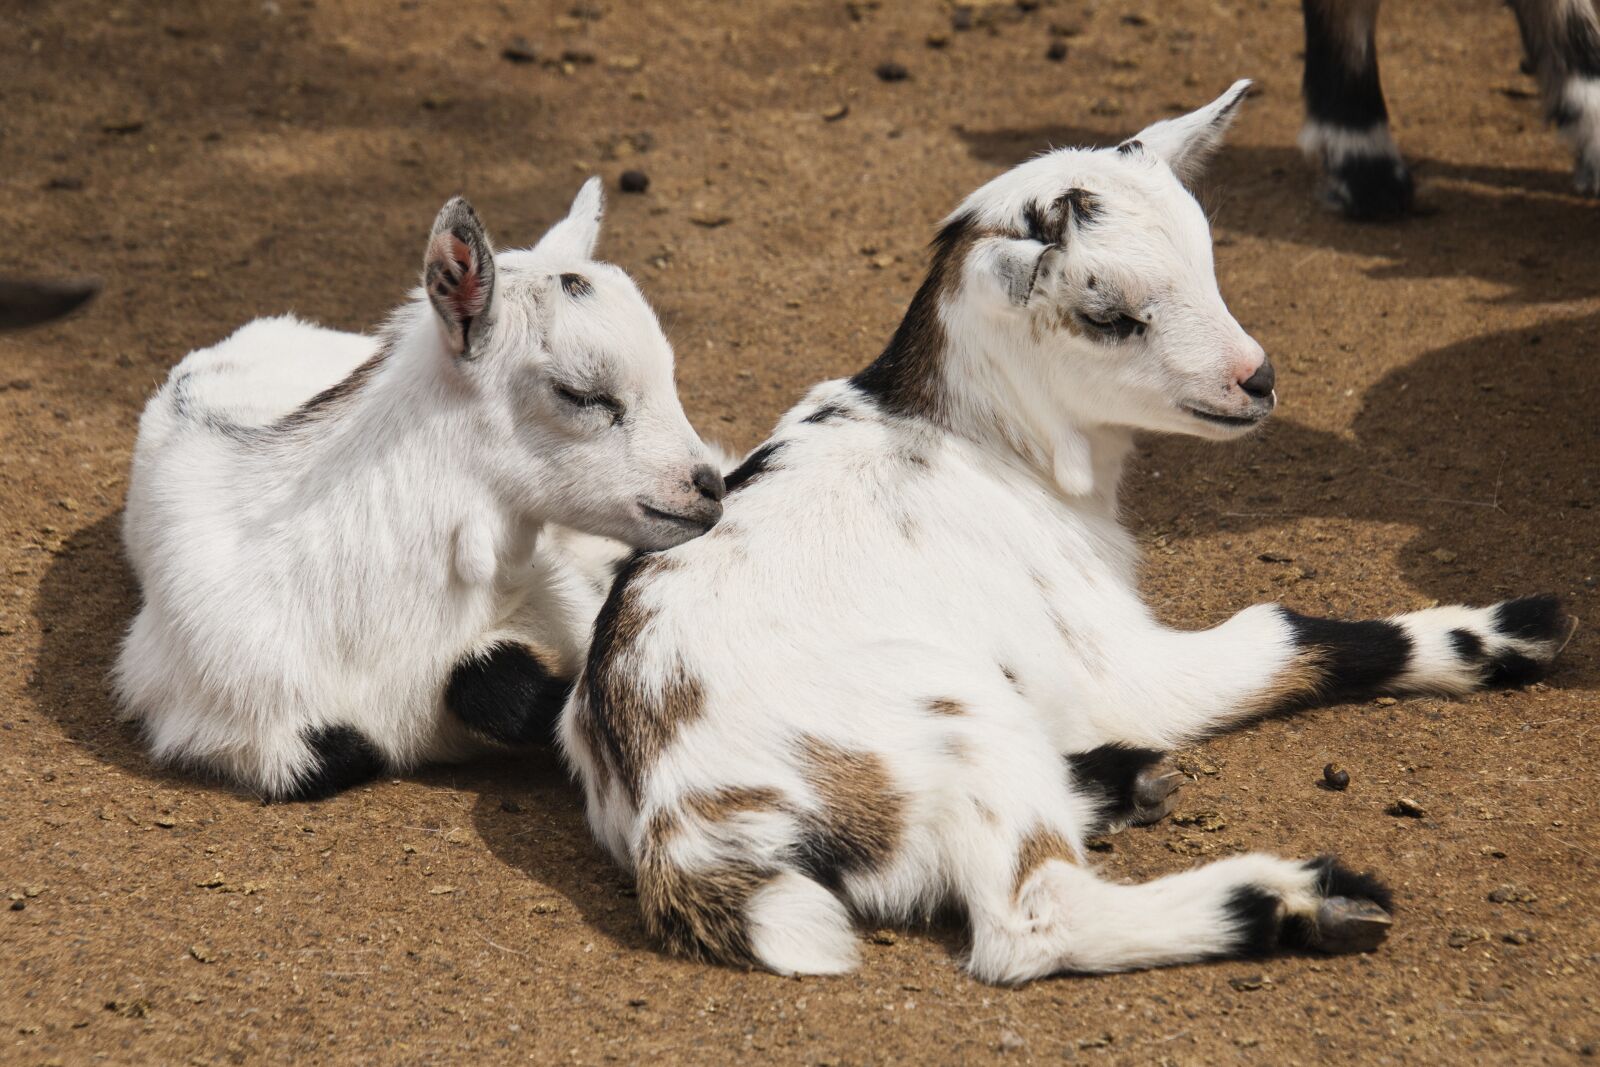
[1312,896,1393,954]
[1128,763,1184,826]
[1322,155,1415,221]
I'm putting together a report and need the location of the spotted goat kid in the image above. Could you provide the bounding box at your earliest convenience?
[560,83,1576,983]
[117,181,725,800]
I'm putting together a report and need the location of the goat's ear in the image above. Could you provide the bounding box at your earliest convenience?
[969,236,1058,309]
[425,197,498,359]
[535,177,604,261]
[1128,78,1251,188]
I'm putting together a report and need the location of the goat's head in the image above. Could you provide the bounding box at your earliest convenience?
[939,80,1270,486]
[422,180,723,549]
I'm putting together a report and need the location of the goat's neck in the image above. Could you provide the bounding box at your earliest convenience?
[269,322,542,569]
[937,309,1134,520]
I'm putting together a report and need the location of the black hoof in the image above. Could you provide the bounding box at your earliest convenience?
[1066,745,1176,832]
[445,641,572,745]
[1309,896,1393,954]
[1128,763,1184,826]
[1323,154,1415,220]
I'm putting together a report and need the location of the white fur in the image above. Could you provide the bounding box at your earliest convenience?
[1558,76,1600,194]
[562,84,1569,983]
[117,181,718,798]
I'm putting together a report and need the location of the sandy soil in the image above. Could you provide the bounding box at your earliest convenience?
[2,0,1597,1063]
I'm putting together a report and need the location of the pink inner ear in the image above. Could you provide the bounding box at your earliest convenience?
[431,233,487,319]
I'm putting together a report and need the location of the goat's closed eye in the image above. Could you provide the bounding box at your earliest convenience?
[1076,309,1146,340]
[553,382,625,422]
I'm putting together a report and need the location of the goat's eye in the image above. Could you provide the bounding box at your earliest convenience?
[553,383,625,423]
[1076,309,1145,341]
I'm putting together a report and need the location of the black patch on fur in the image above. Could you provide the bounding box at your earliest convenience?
[559,272,593,297]
[284,725,386,802]
[1060,187,1099,225]
[1448,628,1485,662]
[1067,745,1166,830]
[1563,6,1600,78]
[1281,608,1413,704]
[445,641,571,745]
[276,347,391,432]
[724,442,784,494]
[1021,200,1052,244]
[1493,594,1565,642]
[1306,855,1394,912]
[1486,652,1546,689]
[1222,886,1286,958]
[792,831,862,895]
[850,210,982,421]
[1117,138,1143,156]
[1300,0,1389,129]
[1327,154,1414,220]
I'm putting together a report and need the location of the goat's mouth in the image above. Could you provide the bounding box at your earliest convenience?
[1182,402,1272,429]
[638,501,718,534]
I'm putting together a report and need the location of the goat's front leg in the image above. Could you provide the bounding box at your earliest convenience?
[444,637,573,746]
[1076,594,1576,754]
[1509,0,1600,196]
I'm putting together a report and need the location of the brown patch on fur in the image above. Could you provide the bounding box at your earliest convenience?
[580,552,706,803]
[925,697,968,716]
[568,694,614,798]
[941,735,976,764]
[794,736,906,891]
[1047,604,1109,676]
[1012,825,1077,899]
[275,346,390,432]
[682,785,786,825]
[999,664,1024,694]
[849,211,989,421]
[1237,648,1331,718]
[636,809,775,965]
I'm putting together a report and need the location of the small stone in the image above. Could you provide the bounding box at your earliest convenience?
[1448,927,1489,948]
[1229,974,1269,991]
[101,116,146,134]
[402,844,417,854]
[1173,810,1226,832]
[627,997,647,1008]
[501,37,538,63]
[427,884,458,895]
[154,817,176,828]
[870,929,898,945]
[1121,12,1150,26]
[1502,929,1535,945]
[1045,40,1068,61]
[871,254,894,270]
[189,943,215,963]
[532,901,560,914]
[1429,548,1458,564]
[8,900,23,912]
[875,61,909,82]
[619,169,650,194]
[1077,1033,1114,1050]
[607,54,643,72]
[1488,884,1536,904]
[821,103,850,122]
[105,999,151,1019]
[1085,837,1114,852]
[23,886,43,898]
[1323,763,1350,791]
[1375,696,1398,706]
[925,31,949,48]
[1389,797,1425,818]
[689,212,731,228]
[1257,551,1294,563]
[998,1029,1026,1053]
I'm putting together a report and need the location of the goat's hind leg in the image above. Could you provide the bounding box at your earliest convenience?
[444,635,572,746]
[1299,0,1413,217]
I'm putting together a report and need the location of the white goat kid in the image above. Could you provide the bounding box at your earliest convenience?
[118,181,725,801]
[560,83,1577,983]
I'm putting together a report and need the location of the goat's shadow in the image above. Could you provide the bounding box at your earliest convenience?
[957,125,1600,304]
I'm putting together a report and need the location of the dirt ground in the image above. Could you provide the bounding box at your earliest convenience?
[2,0,1597,1063]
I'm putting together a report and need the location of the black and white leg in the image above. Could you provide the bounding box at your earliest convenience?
[281,724,387,802]
[1298,0,1414,217]
[1510,0,1600,195]
[444,641,573,745]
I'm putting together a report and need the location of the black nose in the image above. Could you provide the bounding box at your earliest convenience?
[1238,358,1275,400]
[691,464,726,503]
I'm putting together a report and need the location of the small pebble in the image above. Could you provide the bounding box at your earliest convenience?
[998,1029,1026,1053]
[821,103,849,122]
[925,31,949,48]
[1229,974,1269,991]
[1389,797,1425,818]
[1323,763,1350,791]
[501,37,538,64]
[1487,884,1536,904]
[875,61,909,82]
[1502,929,1535,945]
[619,169,650,194]
[9,900,23,912]
[870,929,898,945]
[1045,40,1068,62]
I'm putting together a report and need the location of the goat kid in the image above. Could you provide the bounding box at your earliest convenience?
[1300,0,1600,217]
[118,181,725,800]
[560,82,1576,984]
